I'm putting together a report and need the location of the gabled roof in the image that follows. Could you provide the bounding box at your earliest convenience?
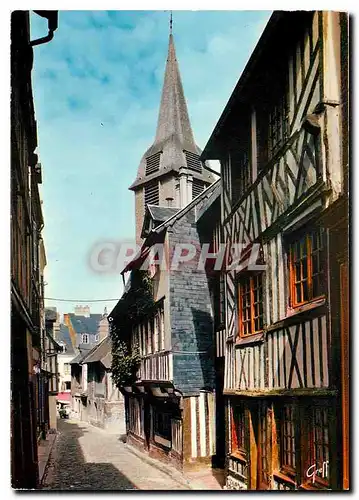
[147,205,180,223]
[83,336,112,369]
[69,347,93,365]
[141,205,181,239]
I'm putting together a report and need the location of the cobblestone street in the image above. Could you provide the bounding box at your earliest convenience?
[42,418,193,491]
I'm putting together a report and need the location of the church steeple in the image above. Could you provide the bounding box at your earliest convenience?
[129,25,216,244]
[153,33,197,151]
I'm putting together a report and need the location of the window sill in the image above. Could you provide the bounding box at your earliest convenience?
[298,481,330,491]
[266,297,326,332]
[229,451,247,463]
[273,470,296,487]
[288,296,326,316]
[154,434,171,449]
[235,332,265,348]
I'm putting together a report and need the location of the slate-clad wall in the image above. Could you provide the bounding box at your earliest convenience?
[169,209,215,394]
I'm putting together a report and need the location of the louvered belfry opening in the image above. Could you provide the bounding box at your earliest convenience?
[145,151,162,176]
[192,178,204,199]
[144,180,160,205]
[184,150,202,173]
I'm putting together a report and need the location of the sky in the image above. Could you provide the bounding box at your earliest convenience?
[29,10,271,317]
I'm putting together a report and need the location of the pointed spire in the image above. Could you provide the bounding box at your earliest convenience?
[153,33,197,150]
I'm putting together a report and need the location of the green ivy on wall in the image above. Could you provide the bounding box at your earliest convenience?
[110,270,155,388]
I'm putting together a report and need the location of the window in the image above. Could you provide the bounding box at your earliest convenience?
[280,404,296,477]
[268,94,289,158]
[145,152,161,176]
[231,402,246,457]
[94,334,99,342]
[144,180,159,205]
[64,381,71,391]
[258,402,270,489]
[192,179,204,199]
[289,228,324,307]
[214,273,225,329]
[154,315,159,352]
[231,146,251,206]
[238,274,264,336]
[64,363,70,375]
[81,333,89,344]
[147,320,152,354]
[230,115,252,206]
[159,307,165,351]
[305,407,330,487]
[154,409,171,441]
[275,401,331,489]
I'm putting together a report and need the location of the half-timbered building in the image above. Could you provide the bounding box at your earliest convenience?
[200,11,349,490]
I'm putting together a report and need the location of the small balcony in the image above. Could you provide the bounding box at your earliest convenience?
[137,351,172,382]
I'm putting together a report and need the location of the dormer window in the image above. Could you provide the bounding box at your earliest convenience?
[81,333,89,344]
[144,180,159,205]
[145,152,162,176]
[184,150,202,173]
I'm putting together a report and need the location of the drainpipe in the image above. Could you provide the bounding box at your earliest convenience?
[30,11,58,47]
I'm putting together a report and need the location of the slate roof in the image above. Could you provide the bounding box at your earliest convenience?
[68,314,102,334]
[69,347,93,365]
[195,180,221,222]
[57,324,75,355]
[147,205,180,223]
[83,336,112,369]
[129,34,215,190]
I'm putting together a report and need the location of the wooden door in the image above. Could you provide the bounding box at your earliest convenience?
[256,401,270,490]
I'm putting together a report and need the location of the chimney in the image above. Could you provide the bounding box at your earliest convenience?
[74,305,90,317]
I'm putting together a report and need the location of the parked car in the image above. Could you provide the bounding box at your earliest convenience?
[58,402,71,419]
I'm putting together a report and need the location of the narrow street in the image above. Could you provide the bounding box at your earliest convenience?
[42,419,192,490]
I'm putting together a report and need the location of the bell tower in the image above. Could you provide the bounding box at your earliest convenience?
[129,22,215,245]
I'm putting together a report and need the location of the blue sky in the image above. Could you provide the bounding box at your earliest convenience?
[30,10,271,316]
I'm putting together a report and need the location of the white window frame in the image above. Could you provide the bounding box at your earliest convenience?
[81,333,89,344]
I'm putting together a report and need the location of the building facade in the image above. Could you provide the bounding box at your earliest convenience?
[10,10,58,488]
[109,30,222,471]
[43,308,61,431]
[200,11,349,491]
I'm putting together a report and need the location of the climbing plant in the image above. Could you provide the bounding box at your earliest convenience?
[110,270,155,388]
[110,339,141,388]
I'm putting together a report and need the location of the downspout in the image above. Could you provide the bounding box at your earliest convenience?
[30,11,58,47]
